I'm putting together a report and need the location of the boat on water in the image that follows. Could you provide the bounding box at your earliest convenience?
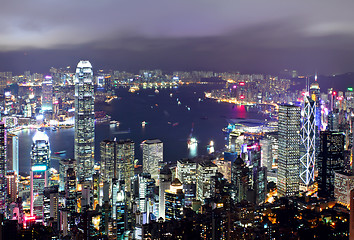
[142,121,146,127]
[129,86,140,93]
[155,89,159,94]
[110,121,120,127]
[95,111,111,123]
[54,150,66,155]
[187,137,198,149]
[52,127,57,131]
[187,122,197,148]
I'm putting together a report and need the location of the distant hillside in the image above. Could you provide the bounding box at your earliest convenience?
[291,72,354,92]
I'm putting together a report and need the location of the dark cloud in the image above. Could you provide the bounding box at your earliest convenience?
[1,0,354,74]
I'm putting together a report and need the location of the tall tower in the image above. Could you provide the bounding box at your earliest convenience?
[0,122,6,213]
[100,139,135,190]
[100,140,116,183]
[159,165,172,220]
[299,96,316,186]
[30,165,47,219]
[277,104,301,197]
[116,139,135,193]
[142,139,163,184]
[231,156,248,203]
[309,81,321,130]
[6,133,19,175]
[31,131,50,167]
[74,60,95,181]
[41,76,53,112]
[317,131,345,197]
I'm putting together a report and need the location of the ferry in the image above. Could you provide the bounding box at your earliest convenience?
[105,95,118,104]
[142,121,146,127]
[110,120,119,127]
[129,86,140,93]
[155,89,159,94]
[187,137,198,149]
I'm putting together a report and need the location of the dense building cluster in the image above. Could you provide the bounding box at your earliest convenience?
[0,63,354,239]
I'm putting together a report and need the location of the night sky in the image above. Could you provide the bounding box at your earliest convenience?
[1,0,354,75]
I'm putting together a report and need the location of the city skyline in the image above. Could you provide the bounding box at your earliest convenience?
[1,0,354,237]
[1,1,354,75]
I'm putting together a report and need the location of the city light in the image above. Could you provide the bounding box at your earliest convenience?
[31,165,47,171]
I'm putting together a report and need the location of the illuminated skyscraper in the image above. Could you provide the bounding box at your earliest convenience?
[30,131,50,220]
[159,166,172,220]
[231,156,248,202]
[43,185,59,225]
[137,173,155,224]
[165,178,184,221]
[100,140,116,183]
[177,158,197,185]
[6,133,19,175]
[116,139,134,193]
[309,81,321,130]
[317,131,345,197]
[0,76,6,93]
[142,139,163,184]
[277,104,301,197]
[30,165,47,219]
[6,170,17,202]
[196,161,217,202]
[100,139,135,191]
[74,60,95,181]
[59,159,76,192]
[41,76,53,112]
[0,122,6,213]
[300,96,316,186]
[260,139,272,170]
[31,131,50,167]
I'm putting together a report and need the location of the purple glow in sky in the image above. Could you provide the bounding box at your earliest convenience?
[1,0,354,74]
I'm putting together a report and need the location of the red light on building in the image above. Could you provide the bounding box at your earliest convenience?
[24,216,36,221]
[239,82,245,86]
[240,95,245,99]
[333,91,337,96]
